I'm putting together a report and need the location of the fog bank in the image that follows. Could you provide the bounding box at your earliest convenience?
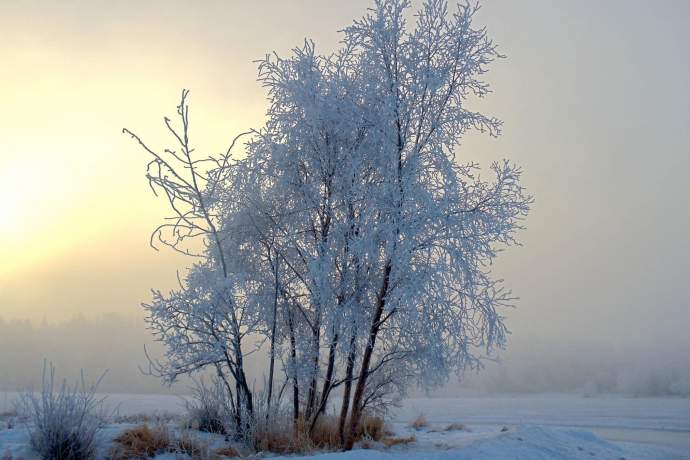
[1,314,688,397]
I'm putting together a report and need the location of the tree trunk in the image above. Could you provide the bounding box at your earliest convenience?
[266,260,279,420]
[233,338,254,419]
[344,262,391,450]
[310,331,338,433]
[338,331,357,445]
[305,320,321,420]
[287,309,300,432]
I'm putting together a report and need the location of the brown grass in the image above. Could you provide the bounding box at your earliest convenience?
[357,415,385,441]
[109,425,224,460]
[359,433,415,450]
[253,413,386,454]
[109,425,172,459]
[382,435,416,448]
[408,414,428,430]
[254,417,310,454]
[214,446,241,458]
[108,415,391,458]
[310,414,341,448]
[107,415,401,458]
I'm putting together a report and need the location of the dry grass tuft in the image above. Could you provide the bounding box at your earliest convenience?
[408,414,428,430]
[176,431,215,459]
[382,435,416,448]
[109,424,172,459]
[214,446,241,458]
[310,414,341,448]
[357,415,385,441]
[253,413,386,454]
[312,414,385,448]
[110,425,220,459]
[444,422,469,432]
[254,417,311,454]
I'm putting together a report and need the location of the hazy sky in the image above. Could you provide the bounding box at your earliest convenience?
[1,1,689,390]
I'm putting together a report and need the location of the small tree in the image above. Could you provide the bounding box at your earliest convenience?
[124,91,258,433]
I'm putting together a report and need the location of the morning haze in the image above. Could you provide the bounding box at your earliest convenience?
[1,0,688,395]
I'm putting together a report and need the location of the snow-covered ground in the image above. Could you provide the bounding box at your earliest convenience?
[272,426,689,460]
[2,393,689,459]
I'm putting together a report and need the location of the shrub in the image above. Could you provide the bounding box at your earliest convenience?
[174,431,214,460]
[17,362,106,460]
[185,378,233,435]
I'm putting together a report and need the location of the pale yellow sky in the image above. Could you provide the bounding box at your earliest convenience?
[0,0,364,318]
[1,0,689,362]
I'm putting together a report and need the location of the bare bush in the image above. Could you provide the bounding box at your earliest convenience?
[17,362,106,460]
[173,430,214,460]
[185,377,233,435]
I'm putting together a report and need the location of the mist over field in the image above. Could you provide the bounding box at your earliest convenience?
[2,313,688,397]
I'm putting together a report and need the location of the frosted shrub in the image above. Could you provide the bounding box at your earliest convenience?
[17,362,106,460]
[185,377,233,434]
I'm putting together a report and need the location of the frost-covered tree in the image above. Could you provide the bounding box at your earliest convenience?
[126,0,531,450]
[247,0,531,447]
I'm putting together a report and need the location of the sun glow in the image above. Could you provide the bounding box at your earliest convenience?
[0,154,75,275]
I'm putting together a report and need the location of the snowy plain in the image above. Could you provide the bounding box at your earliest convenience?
[1,393,689,459]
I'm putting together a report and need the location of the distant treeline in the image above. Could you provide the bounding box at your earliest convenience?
[0,314,175,393]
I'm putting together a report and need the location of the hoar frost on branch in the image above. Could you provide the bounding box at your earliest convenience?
[125,0,531,450]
